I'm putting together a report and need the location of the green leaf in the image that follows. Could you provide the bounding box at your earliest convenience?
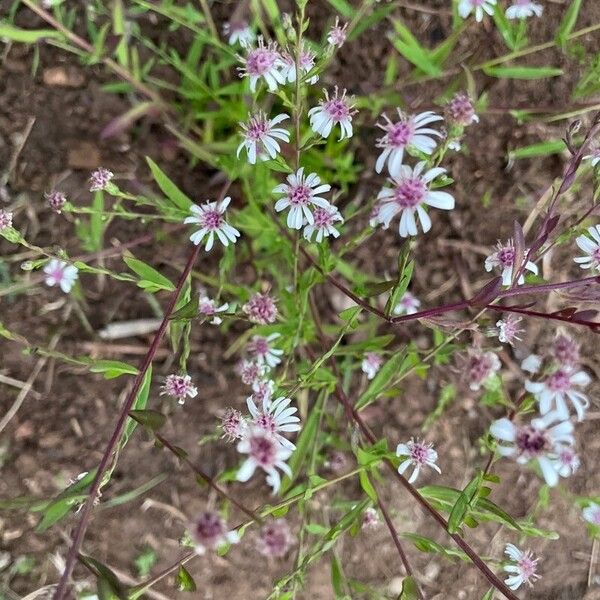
[123,255,176,293]
[330,554,345,597]
[129,409,167,432]
[88,359,139,379]
[447,473,482,534]
[390,20,440,76]
[355,352,406,410]
[146,157,193,211]
[176,565,197,592]
[170,293,200,321]
[508,139,566,160]
[399,576,419,600]
[481,588,494,600]
[0,24,63,43]
[556,0,582,47]
[483,65,563,80]
[324,0,355,18]
[80,555,127,600]
[122,368,152,448]
[358,471,377,501]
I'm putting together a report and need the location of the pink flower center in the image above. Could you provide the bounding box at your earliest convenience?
[517,554,538,581]
[247,48,277,75]
[195,513,224,544]
[255,413,276,434]
[547,369,571,392]
[324,99,350,122]
[241,362,261,384]
[49,265,65,281]
[246,118,268,140]
[387,121,413,147]
[250,435,277,466]
[313,207,333,227]
[590,508,600,525]
[393,178,426,208]
[497,247,515,267]
[199,299,216,315]
[516,426,549,458]
[552,335,579,365]
[250,337,270,356]
[289,184,312,206]
[200,209,223,230]
[593,247,600,262]
[409,442,430,465]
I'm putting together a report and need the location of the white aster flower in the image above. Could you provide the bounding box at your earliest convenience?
[327,17,348,47]
[525,367,591,421]
[184,197,240,251]
[237,112,290,164]
[375,110,443,176]
[236,427,293,493]
[247,333,284,369]
[223,21,255,47]
[247,394,301,450]
[190,512,240,555]
[506,0,543,19]
[393,291,421,315]
[490,412,575,487]
[160,374,198,405]
[574,225,600,271]
[280,47,318,84]
[198,294,229,325]
[303,203,344,242]
[396,438,441,484]
[503,544,541,590]
[583,502,600,526]
[484,239,538,286]
[465,348,501,391]
[553,445,580,478]
[43,259,79,293]
[273,167,331,230]
[458,0,497,22]
[238,37,285,92]
[308,87,356,140]
[492,315,523,346]
[376,161,455,237]
[361,352,383,380]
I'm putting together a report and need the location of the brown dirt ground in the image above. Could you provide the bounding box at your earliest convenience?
[2,1,600,599]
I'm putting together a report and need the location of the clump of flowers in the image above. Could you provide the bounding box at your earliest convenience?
[396,438,441,483]
[189,511,239,555]
[246,394,301,450]
[238,37,285,92]
[237,112,290,165]
[503,543,541,591]
[45,190,67,213]
[361,352,383,380]
[308,87,356,140]
[184,197,240,251]
[220,408,247,442]
[160,374,198,405]
[0,209,13,230]
[327,17,347,48]
[273,168,332,230]
[485,239,538,286]
[43,259,79,293]
[89,167,114,192]
[246,333,284,368]
[464,347,501,391]
[198,292,229,325]
[256,519,294,557]
[243,292,278,324]
[505,0,543,19]
[237,359,266,388]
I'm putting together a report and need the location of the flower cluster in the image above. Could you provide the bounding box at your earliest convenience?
[459,0,543,22]
[485,238,538,286]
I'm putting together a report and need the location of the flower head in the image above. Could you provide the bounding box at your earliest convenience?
[0,209,13,230]
[273,168,331,230]
[43,259,78,293]
[327,17,348,47]
[526,367,591,421]
[237,359,267,388]
[223,20,255,47]
[184,197,240,251]
[503,544,541,590]
[490,412,575,486]
[256,519,293,557]
[160,374,198,405]
[247,394,301,450]
[190,511,240,555]
[465,348,501,391]
[236,426,293,493]
[243,292,278,324]
[375,110,443,176]
[362,507,381,529]
[247,333,284,369]
[553,445,580,477]
[396,438,441,483]
[198,294,229,325]
[237,111,290,164]
[238,37,285,92]
[458,0,497,22]
[492,315,523,346]
[45,190,67,213]
[574,225,600,271]
[484,239,538,286]
[551,333,580,368]
[506,0,543,19]
[445,93,479,127]
[308,87,356,140]
[583,502,600,526]
[393,291,421,316]
[375,162,455,237]
[221,408,248,442]
[303,204,343,242]
[280,47,318,84]
[89,167,114,192]
[361,352,383,380]
[250,379,276,406]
